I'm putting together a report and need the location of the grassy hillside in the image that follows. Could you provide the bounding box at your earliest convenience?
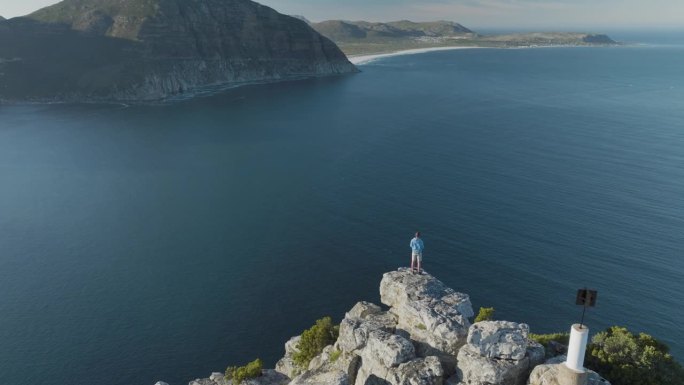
[310,19,617,56]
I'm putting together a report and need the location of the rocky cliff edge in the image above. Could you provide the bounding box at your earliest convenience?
[178,268,610,385]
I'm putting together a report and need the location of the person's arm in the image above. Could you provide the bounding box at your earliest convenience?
[410,239,415,249]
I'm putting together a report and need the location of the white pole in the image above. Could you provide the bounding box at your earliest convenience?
[565,324,589,372]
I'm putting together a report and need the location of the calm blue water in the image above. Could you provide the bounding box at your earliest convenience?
[1,41,683,385]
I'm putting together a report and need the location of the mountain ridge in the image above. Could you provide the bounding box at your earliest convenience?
[0,0,357,102]
[307,19,617,56]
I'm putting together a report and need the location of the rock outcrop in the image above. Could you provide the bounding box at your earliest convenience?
[0,0,357,102]
[451,321,547,385]
[189,370,289,385]
[528,360,611,385]
[170,269,609,385]
[380,268,473,374]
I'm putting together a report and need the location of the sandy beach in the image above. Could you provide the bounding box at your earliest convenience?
[348,46,484,65]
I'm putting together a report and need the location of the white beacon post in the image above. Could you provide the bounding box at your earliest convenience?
[565,323,589,372]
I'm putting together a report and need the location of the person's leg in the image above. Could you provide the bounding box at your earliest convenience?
[410,253,415,272]
[417,254,422,273]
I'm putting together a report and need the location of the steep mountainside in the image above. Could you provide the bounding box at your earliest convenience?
[0,0,357,102]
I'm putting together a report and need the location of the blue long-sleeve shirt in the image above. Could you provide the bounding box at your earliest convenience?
[410,237,424,252]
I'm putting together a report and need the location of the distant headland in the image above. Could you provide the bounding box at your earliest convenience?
[0,1,618,103]
[304,19,618,57]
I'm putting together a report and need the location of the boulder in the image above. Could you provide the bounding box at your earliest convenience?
[527,364,611,385]
[155,382,170,385]
[379,268,473,374]
[467,321,529,360]
[337,303,397,354]
[290,368,349,385]
[455,345,530,385]
[366,331,416,368]
[190,370,288,385]
[242,370,290,385]
[386,356,444,385]
[354,331,416,385]
[526,341,546,369]
[346,301,384,319]
[275,335,302,378]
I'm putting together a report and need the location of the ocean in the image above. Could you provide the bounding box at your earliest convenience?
[1,35,683,385]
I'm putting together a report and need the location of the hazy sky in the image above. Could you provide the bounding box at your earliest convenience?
[1,0,683,29]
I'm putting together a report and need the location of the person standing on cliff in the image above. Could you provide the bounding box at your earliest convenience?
[410,232,424,274]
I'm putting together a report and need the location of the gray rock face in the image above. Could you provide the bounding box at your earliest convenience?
[190,370,289,385]
[467,321,530,360]
[380,268,473,374]
[275,335,302,378]
[0,0,357,101]
[526,341,546,369]
[454,321,549,385]
[290,368,349,385]
[367,331,416,368]
[387,356,444,385]
[527,364,611,385]
[456,345,530,385]
[155,382,170,385]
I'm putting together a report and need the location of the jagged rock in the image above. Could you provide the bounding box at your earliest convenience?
[155,382,170,385]
[386,356,444,385]
[467,321,529,360]
[379,268,473,374]
[275,335,302,378]
[547,341,567,357]
[455,345,530,385]
[526,341,546,369]
[242,370,290,385]
[346,301,383,319]
[290,368,349,385]
[527,364,611,385]
[367,330,416,368]
[337,303,397,353]
[354,330,416,385]
[309,345,335,371]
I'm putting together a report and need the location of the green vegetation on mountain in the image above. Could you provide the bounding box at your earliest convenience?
[293,316,340,369]
[310,19,617,56]
[0,0,356,102]
[225,358,263,384]
[587,326,684,385]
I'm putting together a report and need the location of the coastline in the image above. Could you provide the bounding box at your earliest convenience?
[348,46,485,65]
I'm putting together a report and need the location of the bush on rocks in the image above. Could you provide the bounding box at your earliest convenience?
[293,316,340,369]
[225,358,263,384]
[587,326,684,385]
[474,307,495,322]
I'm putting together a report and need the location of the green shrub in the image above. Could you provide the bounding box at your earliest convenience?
[586,326,684,385]
[225,358,263,384]
[474,307,495,322]
[292,316,340,369]
[416,323,427,330]
[329,349,342,363]
[529,332,570,357]
[529,332,570,347]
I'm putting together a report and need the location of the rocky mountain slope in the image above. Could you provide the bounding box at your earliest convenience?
[181,269,611,385]
[0,0,357,102]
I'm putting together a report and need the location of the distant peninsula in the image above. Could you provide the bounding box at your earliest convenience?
[305,20,618,56]
[0,0,357,102]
